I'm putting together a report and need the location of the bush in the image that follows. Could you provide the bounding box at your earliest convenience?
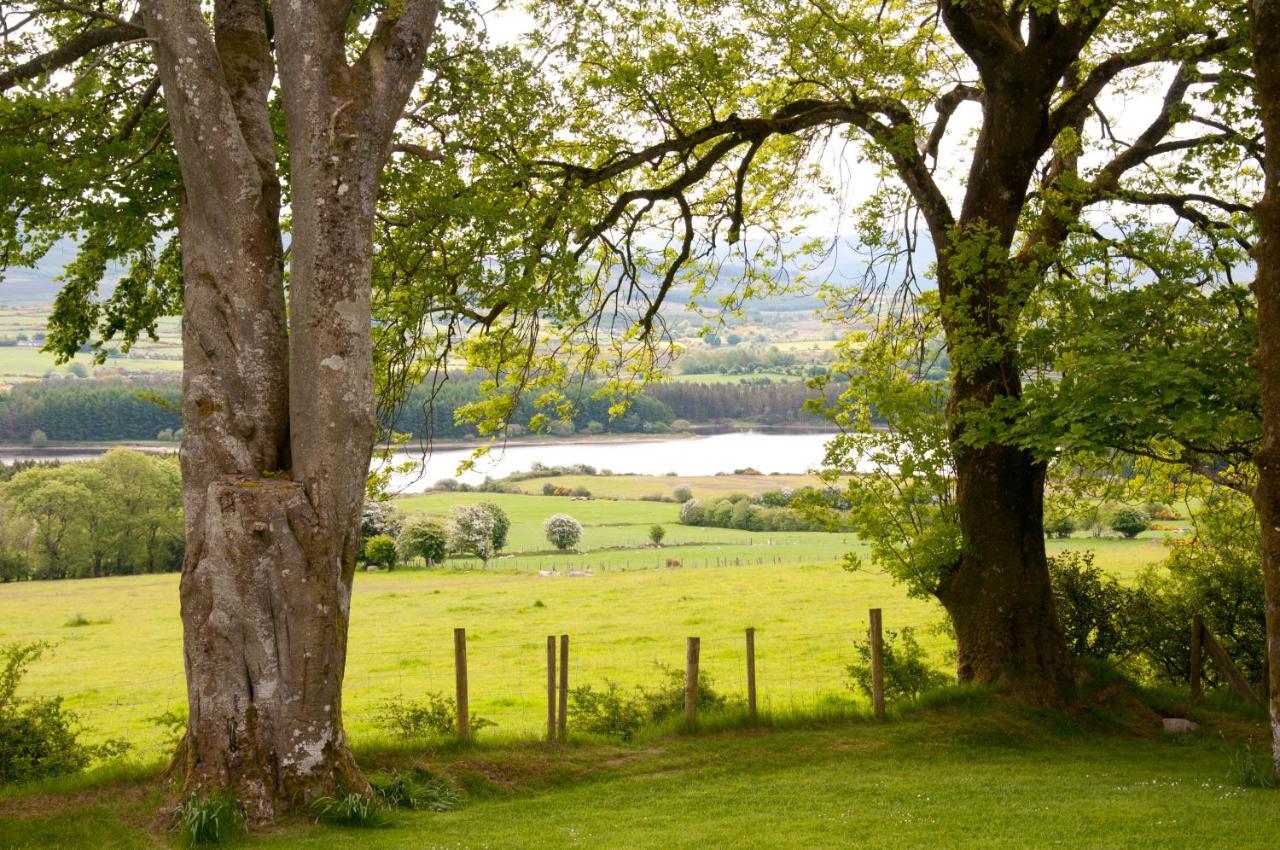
[397,518,447,566]
[362,535,398,570]
[679,499,705,525]
[572,485,592,498]
[542,482,557,496]
[544,514,582,551]
[649,524,666,546]
[0,642,129,784]
[373,694,492,738]
[1108,507,1150,539]
[1044,515,1076,539]
[448,504,496,564]
[0,552,28,583]
[28,429,47,448]
[569,664,732,740]
[846,627,951,703]
[672,486,693,503]
[1128,494,1267,686]
[1047,551,1134,660]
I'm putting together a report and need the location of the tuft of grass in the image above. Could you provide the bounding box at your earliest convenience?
[1227,740,1278,789]
[369,768,462,812]
[532,599,546,608]
[311,792,389,828]
[173,793,247,846]
[63,612,112,628]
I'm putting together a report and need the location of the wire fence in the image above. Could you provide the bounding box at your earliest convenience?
[37,620,890,758]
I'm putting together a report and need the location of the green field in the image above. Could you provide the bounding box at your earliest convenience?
[0,487,1173,762]
[0,308,183,383]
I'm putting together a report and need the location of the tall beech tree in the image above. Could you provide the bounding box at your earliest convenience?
[1249,0,1280,779]
[527,0,1240,698]
[1,1,440,815]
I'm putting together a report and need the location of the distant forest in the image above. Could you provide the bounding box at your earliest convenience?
[0,375,829,443]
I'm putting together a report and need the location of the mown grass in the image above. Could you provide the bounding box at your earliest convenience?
[1,692,1275,849]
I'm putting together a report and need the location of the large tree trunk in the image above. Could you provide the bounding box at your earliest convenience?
[144,0,438,817]
[1249,0,1280,783]
[929,78,1075,699]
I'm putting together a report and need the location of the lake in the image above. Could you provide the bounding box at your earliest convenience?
[0,431,845,493]
[382,431,839,493]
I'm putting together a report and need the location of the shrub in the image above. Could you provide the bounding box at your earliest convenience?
[28,429,47,448]
[174,794,248,846]
[542,482,556,496]
[544,514,582,551]
[373,694,492,738]
[362,535,398,570]
[0,642,129,784]
[568,664,732,740]
[434,478,460,491]
[572,485,592,498]
[397,518,447,565]
[846,627,951,703]
[1044,515,1076,539]
[1047,551,1134,660]
[1128,494,1266,686]
[649,524,666,546]
[0,552,29,583]
[672,486,693,503]
[1108,507,1150,539]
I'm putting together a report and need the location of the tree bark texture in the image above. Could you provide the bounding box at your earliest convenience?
[1249,0,1280,782]
[141,0,439,817]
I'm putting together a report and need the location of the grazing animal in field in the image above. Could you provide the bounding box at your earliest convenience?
[665,558,682,568]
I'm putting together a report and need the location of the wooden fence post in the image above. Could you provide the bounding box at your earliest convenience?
[685,637,701,729]
[869,608,885,721]
[454,627,469,740]
[745,627,757,720]
[546,635,557,744]
[1190,614,1203,701]
[558,634,569,740]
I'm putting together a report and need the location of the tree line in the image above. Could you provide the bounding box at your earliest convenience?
[0,449,183,581]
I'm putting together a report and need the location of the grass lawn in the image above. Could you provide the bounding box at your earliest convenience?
[2,692,1275,848]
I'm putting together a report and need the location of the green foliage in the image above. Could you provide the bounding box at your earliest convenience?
[1,448,183,580]
[569,663,732,740]
[397,518,448,565]
[28,429,47,448]
[807,313,959,598]
[1044,515,1076,539]
[0,642,129,784]
[846,627,952,703]
[373,694,492,739]
[480,502,510,553]
[370,768,462,812]
[0,551,28,583]
[173,794,248,847]
[649,524,666,545]
[680,490,825,532]
[543,514,583,551]
[311,793,388,828]
[1108,508,1150,539]
[1047,551,1134,660]
[0,380,181,442]
[1226,741,1277,789]
[1130,494,1267,687]
[672,486,693,504]
[362,535,399,570]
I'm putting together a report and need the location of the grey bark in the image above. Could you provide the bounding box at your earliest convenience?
[141,0,439,817]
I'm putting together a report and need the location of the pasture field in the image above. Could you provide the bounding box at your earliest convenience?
[490,472,831,500]
[0,485,1171,763]
[664,371,802,383]
[0,307,182,382]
